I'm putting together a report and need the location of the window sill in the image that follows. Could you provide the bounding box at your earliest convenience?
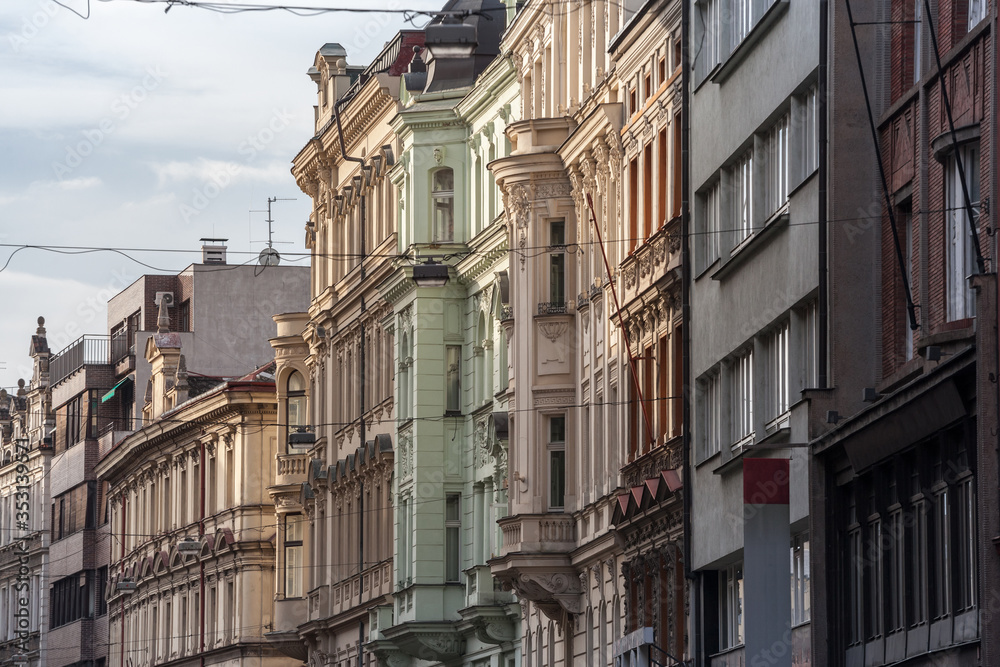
[712,207,789,281]
[711,0,790,85]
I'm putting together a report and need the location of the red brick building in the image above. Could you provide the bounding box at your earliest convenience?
[812,2,998,666]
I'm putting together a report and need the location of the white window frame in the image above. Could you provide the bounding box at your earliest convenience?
[548,220,567,306]
[699,180,721,271]
[802,85,819,177]
[888,509,906,632]
[946,145,980,321]
[698,370,722,461]
[767,321,790,422]
[791,533,811,626]
[733,149,754,246]
[445,493,461,582]
[955,475,976,611]
[432,168,455,242]
[766,113,789,216]
[547,415,567,511]
[732,347,754,447]
[733,0,753,48]
[284,513,304,598]
[969,0,986,30]
[719,562,744,649]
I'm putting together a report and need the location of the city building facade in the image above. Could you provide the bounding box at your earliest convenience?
[368,4,520,666]
[43,246,308,667]
[0,318,53,667]
[99,319,288,667]
[488,0,687,664]
[687,0,858,665]
[810,1,999,666]
[274,31,421,667]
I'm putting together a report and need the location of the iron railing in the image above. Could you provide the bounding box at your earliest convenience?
[537,302,568,315]
[50,334,110,385]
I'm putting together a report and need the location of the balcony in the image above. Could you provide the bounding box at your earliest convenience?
[498,513,575,553]
[265,598,308,661]
[276,452,309,484]
[490,514,581,620]
[50,334,109,386]
[330,561,392,617]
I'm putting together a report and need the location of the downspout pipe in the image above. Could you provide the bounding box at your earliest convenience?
[334,83,369,667]
[680,0,698,665]
[200,438,206,667]
[120,492,127,667]
[818,0,829,389]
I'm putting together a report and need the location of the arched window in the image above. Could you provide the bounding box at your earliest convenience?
[286,371,307,429]
[432,168,454,242]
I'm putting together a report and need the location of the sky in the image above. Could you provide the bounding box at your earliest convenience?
[0,0,437,389]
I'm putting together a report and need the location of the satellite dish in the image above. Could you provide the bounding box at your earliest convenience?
[259,247,281,266]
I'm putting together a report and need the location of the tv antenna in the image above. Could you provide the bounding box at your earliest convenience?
[250,196,296,266]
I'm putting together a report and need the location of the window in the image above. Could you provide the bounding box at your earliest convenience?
[909,496,929,626]
[284,514,304,598]
[445,494,461,582]
[913,0,922,83]
[548,416,566,510]
[803,300,820,388]
[733,0,753,47]
[698,371,722,461]
[969,0,986,30]
[767,321,789,421]
[765,114,789,215]
[931,488,951,618]
[791,534,810,626]
[446,346,461,413]
[955,476,976,611]
[700,0,722,77]
[733,149,754,245]
[946,145,980,321]
[548,220,566,306]
[848,522,863,643]
[701,181,721,269]
[432,168,455,242]
[65,394,83,449]
[868,518,884,639]
[732,347,754,446]
[719,563,744,649]
[287,371,307,429]
[802,86,818,177]
[888,508,906,632]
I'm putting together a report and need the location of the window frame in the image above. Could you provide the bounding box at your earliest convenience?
[444,493,461,583]
[431,167,455,242]
[284,513,304,598]
[945,144,980,322]
[547,415,567,511]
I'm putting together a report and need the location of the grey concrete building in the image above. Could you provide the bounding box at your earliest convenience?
[686,0,882,664]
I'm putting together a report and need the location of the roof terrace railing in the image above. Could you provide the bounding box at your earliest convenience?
[50,334,110,386]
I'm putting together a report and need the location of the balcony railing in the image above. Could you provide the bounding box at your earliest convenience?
[536,302,568,316]
[50,335,110,385]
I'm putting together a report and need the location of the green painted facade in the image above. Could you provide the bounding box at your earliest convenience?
[370,45,522,667]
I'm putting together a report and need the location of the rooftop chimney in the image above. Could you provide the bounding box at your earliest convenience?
[200,238,228,265]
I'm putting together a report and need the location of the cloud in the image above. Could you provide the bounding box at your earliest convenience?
[149,159,289,187]
[26,176,102,191]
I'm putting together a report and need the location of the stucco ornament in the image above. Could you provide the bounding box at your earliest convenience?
[432,146,445,164]
[502,183,531,270]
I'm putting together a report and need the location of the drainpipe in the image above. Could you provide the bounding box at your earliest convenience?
[680,0,698,663]
[120,492,126,667]
[818,0,829,390]
[200,438,206,667]
[334,86,369,664]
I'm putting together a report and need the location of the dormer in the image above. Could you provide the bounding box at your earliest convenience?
[310,43,361,133]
